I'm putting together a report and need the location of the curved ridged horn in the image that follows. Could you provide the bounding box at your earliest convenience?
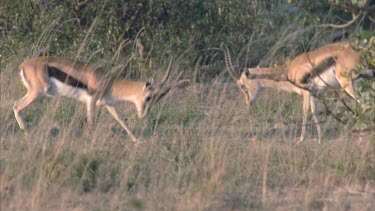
[159,57,173,87]
[224,46,240,81]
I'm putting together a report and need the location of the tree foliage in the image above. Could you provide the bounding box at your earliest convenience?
[1,1,370,58]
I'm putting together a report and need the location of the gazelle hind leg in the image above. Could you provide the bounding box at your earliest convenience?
[310,95,322,144]
[13,91,43,130]
[336,65,357,100]
[299,91,310,143]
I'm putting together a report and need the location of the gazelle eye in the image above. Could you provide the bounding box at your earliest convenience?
[240,84,247,90]
[145,96,152,102]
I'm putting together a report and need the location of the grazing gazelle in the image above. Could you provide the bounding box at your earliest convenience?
[224,43,373,144]
[13,57,179,142]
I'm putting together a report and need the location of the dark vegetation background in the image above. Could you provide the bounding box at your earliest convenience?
[2,0,373,77]
[0,0,374,210]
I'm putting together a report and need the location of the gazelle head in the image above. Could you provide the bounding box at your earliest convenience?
[135,59,174,118]
[224,47,262,110]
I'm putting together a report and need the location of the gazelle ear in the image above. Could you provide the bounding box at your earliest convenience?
[243,70,255,79]
[145,78,154,88]
[245,70,250,77]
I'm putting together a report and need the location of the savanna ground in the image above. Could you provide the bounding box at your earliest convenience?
[1,55,374,210]
[1,1,375,210]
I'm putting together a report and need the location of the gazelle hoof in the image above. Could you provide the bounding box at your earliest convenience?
[297,138,304,145]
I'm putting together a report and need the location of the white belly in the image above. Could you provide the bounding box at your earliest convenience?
[312,66,340,90]
[45,77,91,102]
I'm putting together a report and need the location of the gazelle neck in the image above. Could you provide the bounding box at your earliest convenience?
[248,66,302,95]
[257,79,302,95]
[110,79,145,103]
[247,65,286,75]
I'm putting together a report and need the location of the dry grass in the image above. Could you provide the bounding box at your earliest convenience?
[1,55,374,211]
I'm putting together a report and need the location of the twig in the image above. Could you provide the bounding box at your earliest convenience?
[318,13,362,29]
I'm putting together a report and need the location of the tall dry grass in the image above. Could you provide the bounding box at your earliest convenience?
[0,52,374,210]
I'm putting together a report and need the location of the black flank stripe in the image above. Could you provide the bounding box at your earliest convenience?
[47,66,89,90]
[300,57,336,85]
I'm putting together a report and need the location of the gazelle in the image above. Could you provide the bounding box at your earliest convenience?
[13,57,179,142]
[224,43,373,144]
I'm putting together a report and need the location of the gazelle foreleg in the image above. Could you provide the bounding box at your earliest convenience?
[86,95,98,127]
[299,91,310,143]
[105,105,139,143]
[309,94,322,144]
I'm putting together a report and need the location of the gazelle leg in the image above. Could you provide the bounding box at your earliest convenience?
[299,91,310,143]
[13,91,42,130]
[310,95,322,144]
[86,95,97,127]
[105,105,139,143]
[336,66,357,100]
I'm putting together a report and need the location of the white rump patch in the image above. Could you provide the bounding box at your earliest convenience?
[19,68,31,90]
